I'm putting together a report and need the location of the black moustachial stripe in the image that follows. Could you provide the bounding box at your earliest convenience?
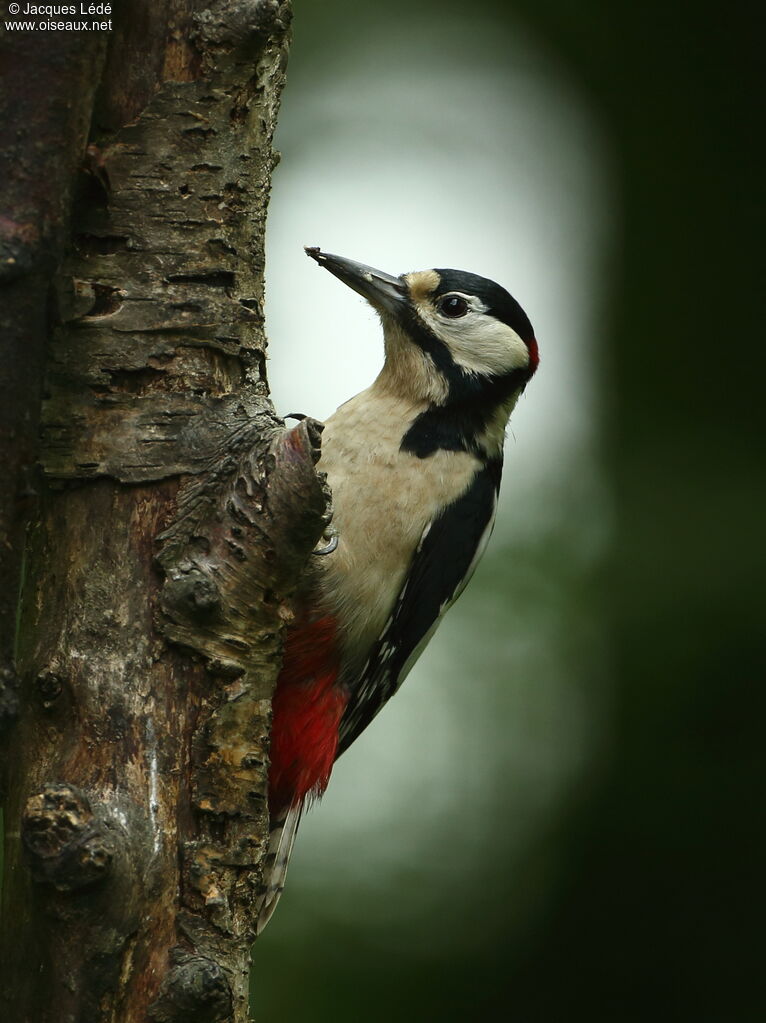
[337,458,502,756]
[401,368,530,459]
[398,269,535,459]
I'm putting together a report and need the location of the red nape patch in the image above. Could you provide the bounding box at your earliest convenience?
[268,615,348,815]
[527,336,540,373]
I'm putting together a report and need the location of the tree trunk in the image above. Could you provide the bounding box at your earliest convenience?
[0,4,323,1020]
[0,5,107,761]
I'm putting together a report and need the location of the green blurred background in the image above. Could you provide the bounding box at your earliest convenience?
[254,1,763,1021]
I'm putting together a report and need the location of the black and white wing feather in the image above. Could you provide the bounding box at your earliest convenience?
[337,459,502,756]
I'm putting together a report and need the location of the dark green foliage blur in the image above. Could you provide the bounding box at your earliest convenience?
[253,1,763,1020]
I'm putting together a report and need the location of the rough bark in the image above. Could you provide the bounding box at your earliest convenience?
[0,3,321,1021]
[0,19,107,757]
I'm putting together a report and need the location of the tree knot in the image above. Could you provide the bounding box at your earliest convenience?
[22,783,116,891]
[149,948,233,1023]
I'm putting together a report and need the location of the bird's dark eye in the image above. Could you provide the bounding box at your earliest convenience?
[438,294,469,318]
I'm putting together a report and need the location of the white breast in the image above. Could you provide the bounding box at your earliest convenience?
[316,385,481,678]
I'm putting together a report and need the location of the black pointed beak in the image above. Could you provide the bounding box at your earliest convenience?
[305,247,408,316]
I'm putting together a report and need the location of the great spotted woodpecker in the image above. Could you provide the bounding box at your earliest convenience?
[257,247,538,933]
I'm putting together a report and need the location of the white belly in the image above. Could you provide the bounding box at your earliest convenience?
[315,386,481,675]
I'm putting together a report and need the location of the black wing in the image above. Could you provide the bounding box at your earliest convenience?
[337,458,502,757]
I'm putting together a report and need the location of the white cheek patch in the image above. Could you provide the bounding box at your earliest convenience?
[446,318,530,376]
[417,304,530,377]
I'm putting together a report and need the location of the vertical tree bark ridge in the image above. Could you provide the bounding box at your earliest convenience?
[0,28,108,747]
[156,419,330,1004]
[0,3,307,1021]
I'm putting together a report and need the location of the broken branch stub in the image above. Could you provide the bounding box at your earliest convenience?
[155,418,329,955]
[158,416,329,678]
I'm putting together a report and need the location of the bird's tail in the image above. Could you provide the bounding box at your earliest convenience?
[255,802,302,936]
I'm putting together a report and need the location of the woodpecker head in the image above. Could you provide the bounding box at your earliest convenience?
[305,247,538,417]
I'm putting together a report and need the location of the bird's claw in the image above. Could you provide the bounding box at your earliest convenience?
[313,527,338,556]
